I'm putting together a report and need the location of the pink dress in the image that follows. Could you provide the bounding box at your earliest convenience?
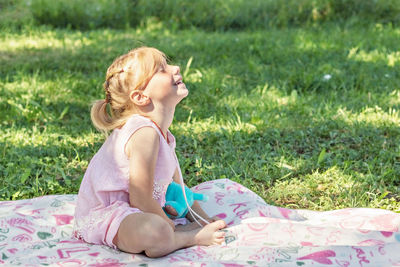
[73,114,180,249]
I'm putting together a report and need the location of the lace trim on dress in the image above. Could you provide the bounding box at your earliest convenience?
[152,180,172,201]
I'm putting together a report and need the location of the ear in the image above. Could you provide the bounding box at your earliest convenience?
[129,90,150,106]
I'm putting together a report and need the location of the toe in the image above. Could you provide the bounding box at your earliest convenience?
[216,220,227,229]
[215,231,226,238]
[213,220,226,229]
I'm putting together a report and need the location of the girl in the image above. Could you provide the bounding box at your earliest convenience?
[73,47,227,258]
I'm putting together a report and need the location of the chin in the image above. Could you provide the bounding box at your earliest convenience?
[180,88,189,98]
[176,92,189,104]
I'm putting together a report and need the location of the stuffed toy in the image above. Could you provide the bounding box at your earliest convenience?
[163,181,209,219]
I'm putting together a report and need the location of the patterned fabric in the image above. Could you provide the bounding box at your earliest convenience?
[73,114,177,249]
[1,179,400,266]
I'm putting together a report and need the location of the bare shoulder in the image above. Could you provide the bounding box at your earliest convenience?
[125,126,160,159]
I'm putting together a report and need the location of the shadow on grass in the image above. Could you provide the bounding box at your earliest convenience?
[1,27,399,205]
[1,33,399,123]
[1,113,399,200]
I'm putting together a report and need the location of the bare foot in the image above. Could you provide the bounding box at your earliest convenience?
[194,220,227,246]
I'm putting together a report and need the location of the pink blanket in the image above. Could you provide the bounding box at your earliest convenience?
[1,179,399,266]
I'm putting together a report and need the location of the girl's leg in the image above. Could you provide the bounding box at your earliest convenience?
[113,212,226,258]
[175,221,202,231]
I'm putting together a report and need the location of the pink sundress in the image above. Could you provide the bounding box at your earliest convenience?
[73,114,179,248]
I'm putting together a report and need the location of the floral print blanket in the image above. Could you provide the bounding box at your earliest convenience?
[1,179,400,266]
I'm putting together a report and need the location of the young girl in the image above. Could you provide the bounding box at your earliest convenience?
[73,47,227,258]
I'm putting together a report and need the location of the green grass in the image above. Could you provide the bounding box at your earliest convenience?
[3,0,400,30]
[1,19,399,212]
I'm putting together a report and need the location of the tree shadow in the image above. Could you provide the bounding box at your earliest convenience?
[1,26,399,205]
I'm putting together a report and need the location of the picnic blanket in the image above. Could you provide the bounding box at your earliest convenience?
[1,178,400,266]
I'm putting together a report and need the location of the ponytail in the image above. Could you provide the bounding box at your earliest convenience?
[91,100,115,133]
[90,99,131,134]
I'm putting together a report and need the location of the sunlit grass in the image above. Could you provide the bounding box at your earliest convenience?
[348,48,400,67]
[266,166,397,210]
[334,106,400,126]
[0,29,97,51]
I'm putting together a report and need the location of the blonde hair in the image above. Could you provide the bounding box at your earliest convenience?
[91,47,167,133]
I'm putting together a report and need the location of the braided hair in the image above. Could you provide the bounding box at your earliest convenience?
[90,47,167,133]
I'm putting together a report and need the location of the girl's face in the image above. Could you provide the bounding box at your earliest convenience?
[143,64,188,107]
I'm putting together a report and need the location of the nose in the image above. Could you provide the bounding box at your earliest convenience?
[174,65,180,74]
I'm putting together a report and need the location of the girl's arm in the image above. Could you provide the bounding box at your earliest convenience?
[172,167,214,225]
[126,127,175,231]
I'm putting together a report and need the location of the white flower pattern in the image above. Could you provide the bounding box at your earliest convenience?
[152,180,172,204]
[73,208,116,241]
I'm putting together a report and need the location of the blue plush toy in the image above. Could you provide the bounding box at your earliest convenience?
[163,181,209,219]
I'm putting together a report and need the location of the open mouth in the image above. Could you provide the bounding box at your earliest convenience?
[174,80,183,85]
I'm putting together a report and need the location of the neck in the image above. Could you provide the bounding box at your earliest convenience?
[137,106,175,137]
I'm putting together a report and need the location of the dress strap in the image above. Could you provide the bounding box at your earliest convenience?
[148,119,169,144]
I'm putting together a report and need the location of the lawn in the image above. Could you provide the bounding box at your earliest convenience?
[1,4,399,212]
